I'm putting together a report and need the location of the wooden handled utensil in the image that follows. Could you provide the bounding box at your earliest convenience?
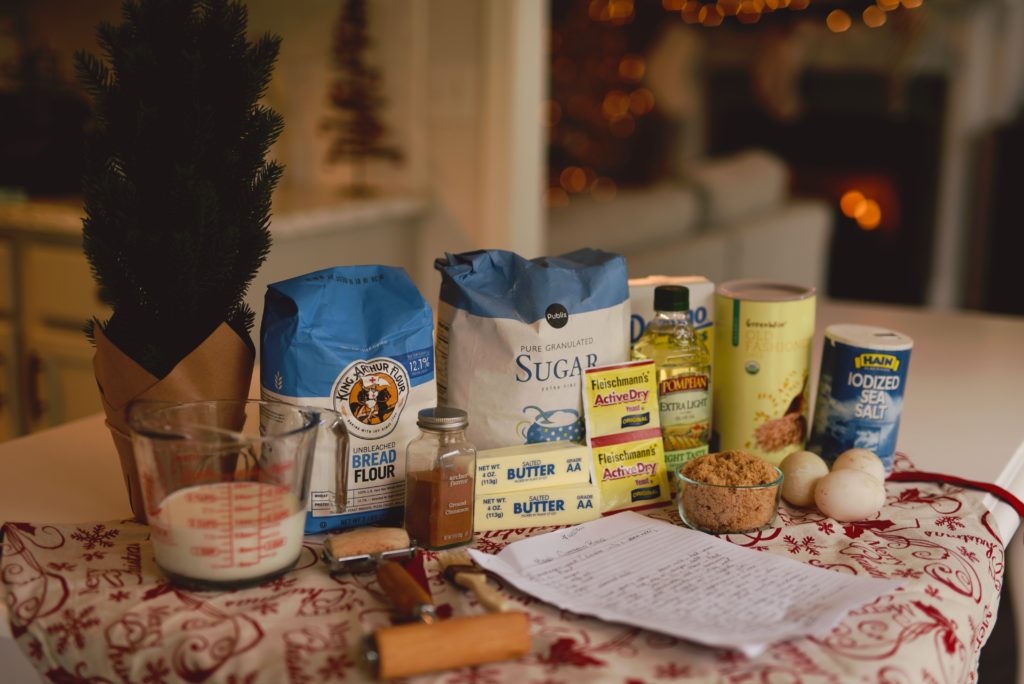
[365,611,531,679]
[323,527,436,624]
[437,548,511,613]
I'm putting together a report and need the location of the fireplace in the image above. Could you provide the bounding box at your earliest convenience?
[706,71,947,304]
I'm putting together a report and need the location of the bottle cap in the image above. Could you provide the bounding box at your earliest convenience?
[653,285,689,312]
[417,407,469,431]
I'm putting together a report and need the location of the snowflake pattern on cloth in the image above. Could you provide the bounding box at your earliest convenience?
[0,454,1009,683]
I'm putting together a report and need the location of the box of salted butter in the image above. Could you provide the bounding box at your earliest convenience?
[475,482,600,532]
[475,441,592,494]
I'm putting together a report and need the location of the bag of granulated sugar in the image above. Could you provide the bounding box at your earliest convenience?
[261,266,436,533]
[435,249,630,450]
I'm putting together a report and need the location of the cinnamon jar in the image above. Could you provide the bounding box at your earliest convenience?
[404,407,476,549]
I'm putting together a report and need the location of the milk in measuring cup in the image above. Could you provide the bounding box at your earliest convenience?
[150,481,306,582]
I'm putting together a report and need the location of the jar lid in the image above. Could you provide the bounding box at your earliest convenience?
[417,407,469,430]
[654,285,689,312]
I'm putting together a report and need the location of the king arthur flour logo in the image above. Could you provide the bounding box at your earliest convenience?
[332,357,410,439]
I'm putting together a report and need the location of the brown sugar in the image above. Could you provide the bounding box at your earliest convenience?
[681,450,778,486]
[678,450,781,533]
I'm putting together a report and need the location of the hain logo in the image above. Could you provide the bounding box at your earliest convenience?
[853,353,900,372]
[545,303,569,329]
[332,357,410,439]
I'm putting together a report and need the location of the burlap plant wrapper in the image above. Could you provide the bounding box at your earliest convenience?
[92,323,254,522]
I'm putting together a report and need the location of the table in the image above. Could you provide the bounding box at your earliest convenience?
[2,300,1022,682]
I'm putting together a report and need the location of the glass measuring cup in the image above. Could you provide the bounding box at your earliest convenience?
[129,399,347,589]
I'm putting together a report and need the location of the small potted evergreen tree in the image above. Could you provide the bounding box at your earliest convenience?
[76,0,283,520]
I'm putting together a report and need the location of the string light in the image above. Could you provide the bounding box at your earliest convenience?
[717,0,741,16]
[629,88,656,116]
[863,5,886,27]
[560,167,588,193]
[737,0,762,24]
[681,1,702,23]
[856,200,882,230]
[547,187,570,207]
[840,190,884,231]
[840,190,866,218]
[826,9,852,32]
[699,3,725,26]
[602,90,631,119]
[618,55,646,81]
[650,0,922,29]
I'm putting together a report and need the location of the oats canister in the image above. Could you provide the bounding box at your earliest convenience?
[808,324,913,474]
[711,281,816,466]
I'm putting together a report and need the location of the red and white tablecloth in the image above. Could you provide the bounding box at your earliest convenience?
[1,455,1009,683]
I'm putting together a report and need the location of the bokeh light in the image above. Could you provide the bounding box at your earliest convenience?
[840,190,866,218]
[718,0,741,16]
[629,88,656,116]
[618,55,646,81]
[699,4,724,26]
[602,90,631,119]
[827,10,852,33]
[547,186,570,207]
[856,200,882,230]
[559,167,588,193]
[863,5,886,28]
[681,1,702,23]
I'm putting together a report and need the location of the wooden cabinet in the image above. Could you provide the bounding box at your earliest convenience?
[0,201,110,438]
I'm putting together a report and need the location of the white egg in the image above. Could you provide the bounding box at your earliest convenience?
[780,450,829,507]
[833,448,886,482]
[814,469,887,522]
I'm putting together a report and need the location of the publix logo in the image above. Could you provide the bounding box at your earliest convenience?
[332,357,409,439]
[545,303,569,329]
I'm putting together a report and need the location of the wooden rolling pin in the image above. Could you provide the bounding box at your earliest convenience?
[366,611,531,679]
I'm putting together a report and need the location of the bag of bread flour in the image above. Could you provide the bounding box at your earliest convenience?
[435,249,629,450]
[261,266,436,533]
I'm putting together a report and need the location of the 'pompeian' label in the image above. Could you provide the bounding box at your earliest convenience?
[659,374,709,394]
[658,372,711,477]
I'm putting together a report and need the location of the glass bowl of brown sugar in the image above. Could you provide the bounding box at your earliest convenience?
[676,450,783,534]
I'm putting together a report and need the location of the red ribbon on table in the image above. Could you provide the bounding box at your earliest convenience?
[887,470,1024,523]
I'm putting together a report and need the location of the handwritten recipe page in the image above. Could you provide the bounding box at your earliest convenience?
[470,512,900,656]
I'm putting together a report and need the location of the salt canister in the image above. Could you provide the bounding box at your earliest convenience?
[808,324,913,473]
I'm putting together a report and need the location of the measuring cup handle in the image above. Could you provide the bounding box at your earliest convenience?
[328,415,350,514]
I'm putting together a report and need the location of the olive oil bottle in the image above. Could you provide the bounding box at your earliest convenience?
[631,286,712,483]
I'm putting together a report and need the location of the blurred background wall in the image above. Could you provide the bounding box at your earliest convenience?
[2,0,1023,438]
